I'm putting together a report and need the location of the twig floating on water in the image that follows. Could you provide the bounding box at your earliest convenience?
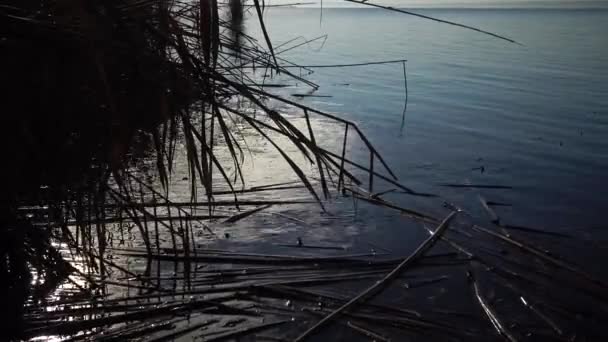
[519,296,564,336]
[275,244,346,251]
[400,61,408,133]
[224,204,272,223]
[439,184,513,189]
[470,224,608,290]
[478,195,500,224]
[293,211,459,342]
[201,320,290,342]
[344,0,522,45]
[403,275,450,289]
[501,224,571,238]
[347,321,391,342]
[468,270,519,342]
[291,94,333,98]
[147,319,219,342]
[486,201,512,207]
[281,59,408,68]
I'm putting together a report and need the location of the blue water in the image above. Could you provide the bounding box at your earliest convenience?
[244,8,608,237]
[114,9,608,340]
[130,10,608,339]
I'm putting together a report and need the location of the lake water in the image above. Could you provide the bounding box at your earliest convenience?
[41,7,608,341]
[145,7,608,275]
[188,7,605,271]
[241,8,608,227]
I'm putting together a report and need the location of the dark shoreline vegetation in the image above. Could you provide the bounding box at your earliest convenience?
[1,1,606,341]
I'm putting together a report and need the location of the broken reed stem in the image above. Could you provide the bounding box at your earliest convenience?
[152,193,161,254]
[345,187,437,222]
[304,108,329,198]
[280,59,408,68]
[369,152,374,193]
[344,0,521,45]
[224,204,272,223]
[470,224,608,291]
[468,270,518,342]
[346,321,391,342]
[293,211,459,342]
[253,0,279,69]
[400,61,408,133]
[319,147,427,196]
[337,123,349,191]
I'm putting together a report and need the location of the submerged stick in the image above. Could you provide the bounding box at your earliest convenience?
[468,270,518,342]
[212,185,304,195]
[470,224,608,290]
[263,285,422,319]
[147,319,219,342]
[304,108,330,199]
[104,200,314,208]
[293,211,459,342]
[281,59,407,68]
[302,309,391,342]
[337,123,349,191]
[400,61,408,133]
[440,184,513,189]
[118,251,385,265]
[291,94,332,98]
[224,204,272,223]
[202,320,290,341]
[519,296,564,336]
[501,224,571,238]
[347,321,391,342]
[275,244,345,251]
[346,187,437,222]
[250,181,303,191]
[478,195,500,224]
[24,298,233,338]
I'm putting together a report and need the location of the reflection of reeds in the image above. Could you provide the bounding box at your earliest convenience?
[16,170,608,341]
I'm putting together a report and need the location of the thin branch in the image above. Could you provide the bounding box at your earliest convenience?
[344,0,522,45]
[293,211,459,342]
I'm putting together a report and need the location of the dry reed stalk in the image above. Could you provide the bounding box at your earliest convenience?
[293,211,459,342]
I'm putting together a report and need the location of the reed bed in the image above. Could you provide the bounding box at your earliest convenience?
[2,0,606,341]
[17,176,608,341]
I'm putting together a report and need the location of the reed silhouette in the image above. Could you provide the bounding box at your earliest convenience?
[1,2,604,341]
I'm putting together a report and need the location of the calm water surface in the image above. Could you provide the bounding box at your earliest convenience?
[88,9,608,341]
[168,8,608,270]
[247,8,608,227]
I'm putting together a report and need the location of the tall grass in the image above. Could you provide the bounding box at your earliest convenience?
[5,2,591,342]
[0,0,409,337]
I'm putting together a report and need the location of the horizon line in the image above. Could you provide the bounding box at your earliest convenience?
[259,1,608,10]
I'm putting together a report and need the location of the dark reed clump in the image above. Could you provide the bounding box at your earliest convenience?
[1,1,204,335]
[0,1,398,337]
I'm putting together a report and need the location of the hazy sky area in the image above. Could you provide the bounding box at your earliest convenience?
[263,0,608,8]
